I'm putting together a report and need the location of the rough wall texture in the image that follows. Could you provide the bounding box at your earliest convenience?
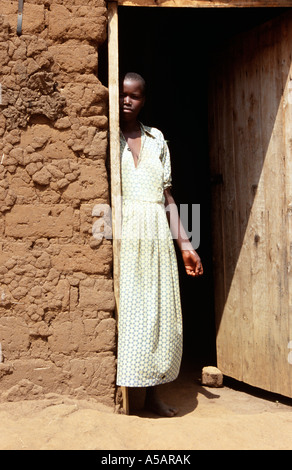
[0,0,117,407]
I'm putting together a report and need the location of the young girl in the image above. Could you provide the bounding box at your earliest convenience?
[116,72,203,417]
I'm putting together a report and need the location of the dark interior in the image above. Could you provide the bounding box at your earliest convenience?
[99,6,291,371]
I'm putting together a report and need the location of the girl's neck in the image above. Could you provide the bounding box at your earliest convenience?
[121,119,140,135]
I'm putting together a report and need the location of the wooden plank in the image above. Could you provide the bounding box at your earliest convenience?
[243,27,269,391]
[275,12,292,397]
[118,0,292,8]
[230,36,253,385]
[238,26,271,390]
[259,17,286,395]
[108,0,129,415]
[282,12,292,397]
[208,58,226,356]
[217,46,244,381]
[208,56,228,373]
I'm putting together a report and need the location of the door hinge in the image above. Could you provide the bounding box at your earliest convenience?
[17,0,24,36]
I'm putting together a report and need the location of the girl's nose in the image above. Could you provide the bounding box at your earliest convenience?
[124,95,131,104]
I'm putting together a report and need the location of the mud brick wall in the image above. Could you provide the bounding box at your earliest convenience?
[0,0,117,407]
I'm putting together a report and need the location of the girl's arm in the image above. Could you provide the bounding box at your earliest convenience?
[164,188,203,277]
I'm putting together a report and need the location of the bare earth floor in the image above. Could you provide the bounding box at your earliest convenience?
[0,366,291,450]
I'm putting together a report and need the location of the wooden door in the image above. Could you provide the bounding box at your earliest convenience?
[209,11,292,398]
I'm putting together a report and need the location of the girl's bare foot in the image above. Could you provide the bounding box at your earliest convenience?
[144,386,178,417]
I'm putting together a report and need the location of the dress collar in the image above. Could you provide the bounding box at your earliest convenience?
[139,122,156,139]
[120,122,156,140]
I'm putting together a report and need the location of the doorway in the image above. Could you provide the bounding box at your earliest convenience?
[101,5,292,409]
[115,6,289,371]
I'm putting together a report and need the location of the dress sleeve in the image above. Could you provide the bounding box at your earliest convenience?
[162,139,172,189]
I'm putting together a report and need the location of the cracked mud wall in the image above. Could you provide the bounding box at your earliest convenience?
[0,0,117,407]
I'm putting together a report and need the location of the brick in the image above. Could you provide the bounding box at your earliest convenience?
[5,205,74,238]
[49,43,97,74]
[48,5,107,43]
[0,317,30,359]
[51,243,112,275]
[68,355,116,404]
[79,278,115,311]
[62,165,108,201]
[0,359,68,399]
[48,317,115,355]
[202,366,223,387]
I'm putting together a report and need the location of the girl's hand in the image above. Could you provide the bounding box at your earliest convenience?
[182,250,203,277]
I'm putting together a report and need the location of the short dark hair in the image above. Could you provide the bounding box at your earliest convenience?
[121,72,146,96]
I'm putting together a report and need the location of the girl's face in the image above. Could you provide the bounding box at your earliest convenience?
[120,79,145,122]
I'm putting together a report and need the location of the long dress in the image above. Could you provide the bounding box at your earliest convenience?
[116,123,183,388]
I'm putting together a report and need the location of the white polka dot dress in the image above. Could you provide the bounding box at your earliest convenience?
[116,123,183,388]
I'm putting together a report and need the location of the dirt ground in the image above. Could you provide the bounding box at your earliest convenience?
[0,365,291,451]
